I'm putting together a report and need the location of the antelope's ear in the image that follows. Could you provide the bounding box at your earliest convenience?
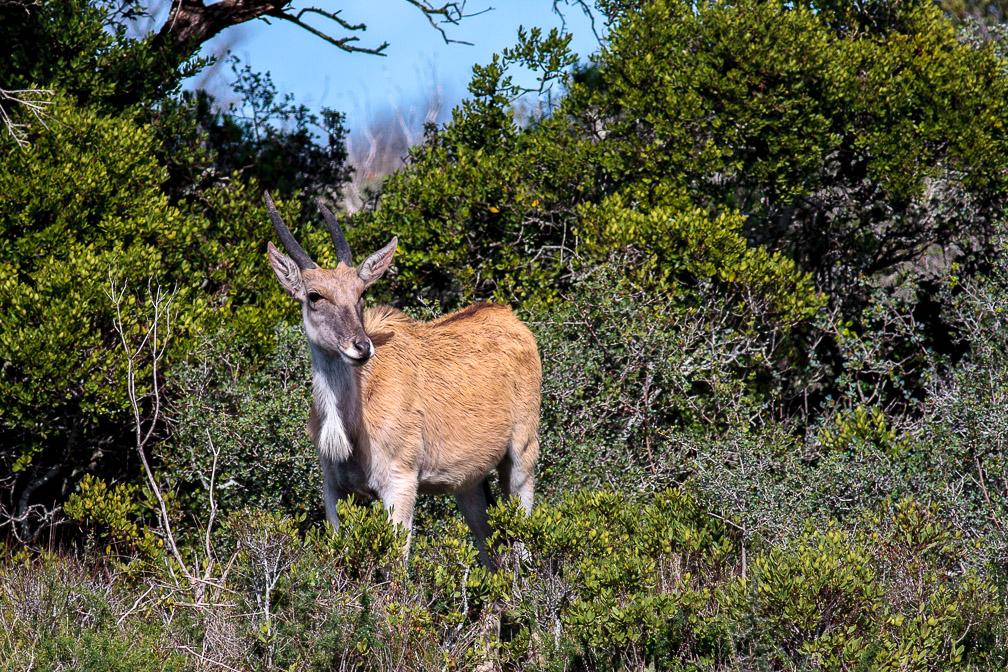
[358,237,397,287]
[267,241,305,300]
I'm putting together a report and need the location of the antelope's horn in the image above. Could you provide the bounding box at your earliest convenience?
[265,191,316,270]
[318,199,353,267]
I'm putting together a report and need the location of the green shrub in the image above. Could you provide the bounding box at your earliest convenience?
[817,405,909,458]
[595,0,1008,282]
[162,324,321,537]
[350,11,823,328]
[488,492,1006,670]
[63,474,165,571]
[0,0,183,113]
[0,0,355,545]
[5,490,1005,671]
[577,196,823,327]
[909,250,1008,567]
[0,547,186,672]
[739,523,884,666]
[532,255,810,498]
[489,489,741,669]
[0,97,337,540]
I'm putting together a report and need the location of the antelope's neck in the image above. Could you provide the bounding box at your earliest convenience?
[309,344,359,462]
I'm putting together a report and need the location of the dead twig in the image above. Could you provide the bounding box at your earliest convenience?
[0,87,53,147]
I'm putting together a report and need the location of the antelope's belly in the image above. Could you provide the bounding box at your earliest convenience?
[416,441,508,495]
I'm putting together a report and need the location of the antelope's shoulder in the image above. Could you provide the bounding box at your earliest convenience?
[363,304,414,346]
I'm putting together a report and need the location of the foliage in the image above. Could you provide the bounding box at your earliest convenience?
[0,2,353,541]
[5,492,1004,671]
[0,0,186,114]
[4,1,1008,668]
[352,87,594,308]
[0,95,323,539]
[597,0,1008,273]
[0,547,186,672]
[590,0,1008,412]
[910,245,1008,567]
[351,0,1008,422]
[528,240,1008,581]
[533,256,794,496]
[64,474,165,570]
[352,21,821,325]
[163,324,321,538]
[941,0,1008,38]
[153,59,352,207]
[490,492,1007,670]
[577,196,823,325]
[817,405,909,458]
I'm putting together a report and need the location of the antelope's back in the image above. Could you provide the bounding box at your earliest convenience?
[363,303,540,474]
[427,302,542,410]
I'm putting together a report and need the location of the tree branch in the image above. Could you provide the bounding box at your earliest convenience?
[0,87,53,148]
[155,1,483,59]
[105,272,190,586]
[270,7,388,55]
[551,0,601,42]
[403,0,486,46]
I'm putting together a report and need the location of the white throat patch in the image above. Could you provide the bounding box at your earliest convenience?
[311,344,354,461]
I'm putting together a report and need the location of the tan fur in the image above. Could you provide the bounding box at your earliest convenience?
[351,303,541,498]
[268,232,541,566]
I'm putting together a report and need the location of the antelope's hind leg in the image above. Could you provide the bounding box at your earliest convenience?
[501,434,538,513]
[456,481,494,567]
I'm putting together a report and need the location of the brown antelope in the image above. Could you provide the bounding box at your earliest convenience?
[264,192,541,565]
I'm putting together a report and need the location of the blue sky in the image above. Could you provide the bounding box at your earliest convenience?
[185,1,604,132]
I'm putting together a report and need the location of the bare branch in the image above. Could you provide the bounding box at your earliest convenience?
[102,268,243,608]
[104,270,191,586]
[293,6,364,32]
[403,0,488,46]
[551,0,601,42]
[0,0,42,11]
[0,87,54,148]
[270,8,388,55]
[155,1,483,58]
[201,429,222,588]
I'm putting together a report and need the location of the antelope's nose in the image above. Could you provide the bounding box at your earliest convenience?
[352,339,373,358]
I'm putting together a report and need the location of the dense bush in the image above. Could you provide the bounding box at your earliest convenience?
[0,0,184,113]
[4,0,1008,668]
[349,0,1008,424]
[0,97,318,539]
[0,2,352,541]
[534,255,792,496]
[4,491,1005,671]
[163,325,321,536]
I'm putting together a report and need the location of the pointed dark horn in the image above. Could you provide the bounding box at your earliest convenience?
[317,199,353,267]
[264,191,316,270]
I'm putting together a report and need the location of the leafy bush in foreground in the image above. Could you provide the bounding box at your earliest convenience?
[4,491,1004,671]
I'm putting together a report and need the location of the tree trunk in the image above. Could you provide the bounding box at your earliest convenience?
[156,0,289,54]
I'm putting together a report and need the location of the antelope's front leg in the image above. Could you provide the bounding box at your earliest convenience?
[383,482,418,558]
[321,465,349,531]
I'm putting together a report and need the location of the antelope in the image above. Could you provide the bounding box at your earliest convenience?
[263,192,541,565]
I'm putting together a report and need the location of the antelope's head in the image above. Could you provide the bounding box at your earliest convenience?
[264,192,397,366]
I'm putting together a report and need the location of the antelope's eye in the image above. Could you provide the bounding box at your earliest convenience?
[307,291,324,305]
